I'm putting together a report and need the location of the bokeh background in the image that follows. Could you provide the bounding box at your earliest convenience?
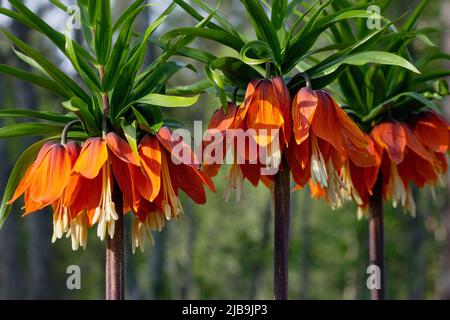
[0,0,449,300]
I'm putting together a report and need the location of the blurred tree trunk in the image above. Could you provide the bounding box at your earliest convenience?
[0,51,24,299]
[438,0,450,300]
[11,16,54,299]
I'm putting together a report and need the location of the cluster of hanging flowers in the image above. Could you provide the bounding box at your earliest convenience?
[203,77,449,217]
[9,128,214,252]
[203,77,291,201]
[202,78,378,206]
[342,111,450,217]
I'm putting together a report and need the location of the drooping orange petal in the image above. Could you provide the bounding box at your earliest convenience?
[22,191,48,216]
[138,135,162,202]
[105,132,140,166]
[371,121,406,165]
[235,80,258,128]
[403,124,433,162]
[72,174,102,217]
[246,79,284,147]
[65,141,81,166]
[29,144,72,203]
[292,87,318,145]
[272,76,291,146]
[207,103,237,131]
[311,91,342,151]
[286,139,311,187]
[72,137,108,179]
[111,153,139,212]
[414,111,449,153]
[156,126,199,166]
[8,142,54,204]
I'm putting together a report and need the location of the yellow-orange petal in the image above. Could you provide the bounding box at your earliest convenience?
[72,137,108,179]
[272,76,291,146]
[245,79,285,147]
[292,87,318,145]
[138,135,162,202]
[29,144,72,203]
[8,142,54,204]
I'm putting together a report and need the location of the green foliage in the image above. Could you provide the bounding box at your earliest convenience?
[330,0,449,125]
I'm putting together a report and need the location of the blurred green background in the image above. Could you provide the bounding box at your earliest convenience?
[0,0,449,300]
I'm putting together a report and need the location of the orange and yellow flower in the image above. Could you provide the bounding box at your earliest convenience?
[343,111,449,216]
[288,87,377,208]
[202,102,273,202]
[127,127,215,253]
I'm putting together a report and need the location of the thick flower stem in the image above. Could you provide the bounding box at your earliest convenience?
[274,161,290,300]
[106,178,125,300]
[368,177,385,300]
[99,65,125,300]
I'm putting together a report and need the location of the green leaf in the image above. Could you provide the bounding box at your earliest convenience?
[132,106,163,133]
[95,0,113,64]
[161,28,245,53]
[314,51,420,76]
[210,56,264,87]
[0,140,47,228]
[65,29,102,92]
[112,0,144,32]
[121,120,139,159]
[205,65,229,111]
[163,119,186,130]
[166,79,213,95]
[110,6,172,116]
[413,71,450,83]
[0,109,76,123]
[104,6,143,90]
[49,0,68,11]
[0,64,70,98]
[362,91,440,122]
[241,0,281,64]
[62,98,100,135]
[189,0,243,38]
[0,123,65,138]
[136,94,200,108]
[271,0,287,30]
[7,0,95,63]
[3,30,90,103]
[240,40,275,66]
[132,61,193,102]
[172,0,228,33]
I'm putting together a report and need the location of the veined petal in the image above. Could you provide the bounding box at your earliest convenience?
[246,79,284,147]
[404,124,433,162]
[272,77,291,145]
[311,91,342,151]
[138,135,162,202]
[72,137,108,179]
[292,87,318,145]
[371,122,406,165]
[8,142,53,204]
[414,111,449,153]
[156,126,199,166]
[105,132,140,166]
[29,144,72,203]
